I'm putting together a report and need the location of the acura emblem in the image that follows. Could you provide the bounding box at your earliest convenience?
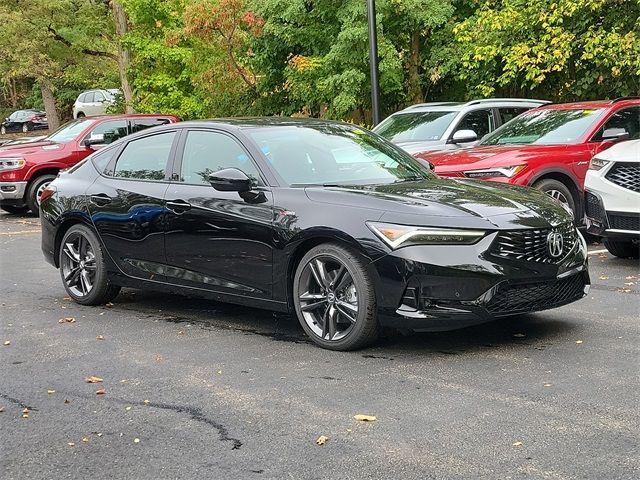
[547,231,564,258]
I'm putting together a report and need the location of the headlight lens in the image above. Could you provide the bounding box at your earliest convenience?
[464,164,526,178]
[367,222,486,249]
[0,157,26,171]
[589,158,610,171]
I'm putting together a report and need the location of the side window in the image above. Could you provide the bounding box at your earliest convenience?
[9,112,19,120]
[111,131,176,181]
[85,92,95,103]
[455,109,494,138]
[498,107,528,125]
[180,130,262,185]
[83,120,128,145]
[131,118,172,134]
[78,93,87,103]
[592,107,640,141]
[94,91,105,102]
[91,145,120,173]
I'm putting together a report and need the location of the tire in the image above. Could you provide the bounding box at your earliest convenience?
[0,125,5,135]
[22,122,29,133]
[59,224,121,305]
[293,243,379,351]
[0,205,30,214]
[603,238,639,259]
[25,174,57,215]
[533,178,576,219]
[76,112,85,118]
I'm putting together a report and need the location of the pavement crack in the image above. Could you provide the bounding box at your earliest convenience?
[0,392,37,410]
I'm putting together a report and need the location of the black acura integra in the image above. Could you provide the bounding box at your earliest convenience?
[40,118,590,350]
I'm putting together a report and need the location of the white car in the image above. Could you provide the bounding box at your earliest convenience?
[72,89,121,118]
[584,139,639,259]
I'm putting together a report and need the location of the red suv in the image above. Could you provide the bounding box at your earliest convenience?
[418,98,640,221]
[0,114,180,214]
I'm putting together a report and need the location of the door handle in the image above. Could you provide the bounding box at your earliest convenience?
[166,199,192,214]
[90,193,112,206]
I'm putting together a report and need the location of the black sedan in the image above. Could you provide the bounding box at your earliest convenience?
[40,119,590,350]
[1,109,48,134]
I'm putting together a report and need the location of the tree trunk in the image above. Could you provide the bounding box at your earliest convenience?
[112,1,134,113]
[407,31,423,105]
[40,79,60,130]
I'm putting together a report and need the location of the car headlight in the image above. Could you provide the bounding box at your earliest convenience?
[0,157,26,171]
[464,164,526,178]
[367,222,486,249]
[589,158,609,171]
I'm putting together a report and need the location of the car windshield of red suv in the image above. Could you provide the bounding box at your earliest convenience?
[375,111,458,142]
[481,108,605,146]
[45,118,93,144]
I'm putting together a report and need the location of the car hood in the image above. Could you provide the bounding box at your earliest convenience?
[305,178,570,229]
[0,140,63,157]
[395,140,443,154]
[594,139,640,162]
[421,144,569,172]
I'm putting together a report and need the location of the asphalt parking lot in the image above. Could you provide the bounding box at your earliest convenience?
[1,211,638,480]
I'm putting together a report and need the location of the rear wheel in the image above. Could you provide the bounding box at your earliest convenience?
[0,205,29,214]
[293,243,379,351]
[603,239,639,259]
[59,224,121,305]
[26,174,56,215]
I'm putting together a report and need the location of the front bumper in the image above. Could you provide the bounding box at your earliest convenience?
[372,231,590,332]
[0,181,27,201]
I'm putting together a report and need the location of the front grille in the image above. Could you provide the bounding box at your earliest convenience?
[492,223,578,264]
[486,274,586,314]
[608,212,640,231]
[585,191,607,223]
[605,162,640,192]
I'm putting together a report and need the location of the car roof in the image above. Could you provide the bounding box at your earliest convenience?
[538,97,640,110]
[81,113,180,121]
[176,117,355,129]
[397,98,549,113]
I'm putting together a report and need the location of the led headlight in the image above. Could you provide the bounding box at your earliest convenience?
[0,157,26,171]
[463,164,526,178]
[589,158,609,171]
[367,222,486,249]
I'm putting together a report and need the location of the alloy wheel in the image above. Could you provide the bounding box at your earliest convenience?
[35,180,51,206]
[297,255,358,341]
[60,232,97,297]
[545,189,571,211]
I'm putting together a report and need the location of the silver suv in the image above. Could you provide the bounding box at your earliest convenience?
[373,98,549,155]
[72,89,121,119]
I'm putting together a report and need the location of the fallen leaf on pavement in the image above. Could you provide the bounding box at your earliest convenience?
[134,438,140,443]
[3,340,10,346]
[47,389,56,394]
[96,335,104,340]
[143,399,150,405]
[0,406,4,413]
[58,317,76,324]
[575,340,583,344]
[68,442,75,447]
[316,435,328,445]
[105,302,114,308]
[85,376,103,383]
[217,370,222,375]
[625,275,637,280]
[95,389,106,395]
[512,441,523,447]
[543,383,552,387]
[22,408,29,418]
[620,288,632,293]
[354,414,377,422]
[126,406,132,411]
[64,399,70,404]
[82,437,89,443]
[177,331,184,335]
[599,276,609,280]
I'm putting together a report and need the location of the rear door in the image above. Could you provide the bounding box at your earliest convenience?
[87,129,180,281]
[163,128,276,299]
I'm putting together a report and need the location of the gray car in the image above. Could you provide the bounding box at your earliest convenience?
[373,98,549,155]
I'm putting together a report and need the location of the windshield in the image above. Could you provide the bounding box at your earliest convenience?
[46,119,93,144]
[373,111,457,142]
[246,124,433,186]
[481,108,605,145]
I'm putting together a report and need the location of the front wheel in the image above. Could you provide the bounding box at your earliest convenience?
[0,125,5,135]
[22,123,29,133]
[26,174,57,215]
[533,178,576,220]
[293,243,379,351]
[603,238,639,259]
[59,224,121,305]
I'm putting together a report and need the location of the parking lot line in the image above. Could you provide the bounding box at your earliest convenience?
[0,230,41,236]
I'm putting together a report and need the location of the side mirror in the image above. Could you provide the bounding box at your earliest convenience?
[451,129,478,144]
[601,128,630,142]
[209,168,252,193]
[83,133,105,147]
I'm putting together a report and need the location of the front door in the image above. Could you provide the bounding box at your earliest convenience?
[163,129,275,299]
[87,130,179,281]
